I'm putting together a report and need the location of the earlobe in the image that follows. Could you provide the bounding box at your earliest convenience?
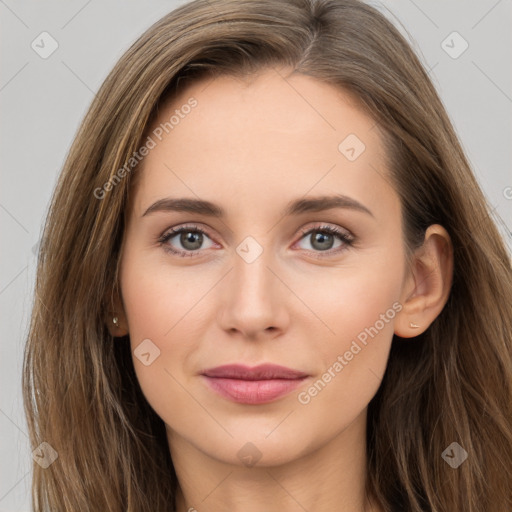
[394,224,453,338]
[108,312,129,337]
[105,287,129,337]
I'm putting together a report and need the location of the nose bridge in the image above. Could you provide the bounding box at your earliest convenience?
[232,240,275,304]
[219,236,286,336]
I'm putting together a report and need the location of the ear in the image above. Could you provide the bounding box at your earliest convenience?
[105,283,129,338]
[394,224,453,338]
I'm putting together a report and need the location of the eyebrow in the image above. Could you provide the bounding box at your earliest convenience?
[141,194,374,218]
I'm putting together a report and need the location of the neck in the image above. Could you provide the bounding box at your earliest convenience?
[169,409,382,512]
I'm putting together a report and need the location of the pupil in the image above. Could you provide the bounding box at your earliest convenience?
[312,231,333,251]
[181,231,202,250]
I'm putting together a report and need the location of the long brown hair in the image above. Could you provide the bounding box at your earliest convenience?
[23,0,512,510]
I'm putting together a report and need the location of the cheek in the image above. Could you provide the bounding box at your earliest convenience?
[119,252,206,425]
[295,245,404,406]
[119,246,216,392]
[302,247,404,348]
[120,247,212,342]
[293,292,400,439]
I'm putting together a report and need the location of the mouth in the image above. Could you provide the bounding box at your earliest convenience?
[200,364,309,405]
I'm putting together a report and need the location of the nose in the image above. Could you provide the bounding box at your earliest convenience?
[218,245,289,340]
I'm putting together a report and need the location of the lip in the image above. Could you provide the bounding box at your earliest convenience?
[201,364,309,404]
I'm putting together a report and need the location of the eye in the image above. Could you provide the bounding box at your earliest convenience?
[157,223,355,259]
[294,224,354,257]
[157,224,216,257]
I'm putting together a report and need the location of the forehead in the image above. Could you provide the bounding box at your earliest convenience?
[128,68,395,221]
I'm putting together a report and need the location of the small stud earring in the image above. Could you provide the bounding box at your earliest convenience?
[112,316,119,327]
[409,322,420,329]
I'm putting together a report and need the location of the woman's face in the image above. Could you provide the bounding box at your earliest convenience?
[118,67,408,466]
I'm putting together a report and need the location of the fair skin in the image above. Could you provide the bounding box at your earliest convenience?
[109,67,453,512]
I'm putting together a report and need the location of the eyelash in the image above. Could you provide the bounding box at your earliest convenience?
[157,223,355,259]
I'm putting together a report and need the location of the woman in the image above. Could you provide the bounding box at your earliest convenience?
[23,0,512,510]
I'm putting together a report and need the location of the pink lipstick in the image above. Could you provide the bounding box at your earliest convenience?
[201,364,309,404]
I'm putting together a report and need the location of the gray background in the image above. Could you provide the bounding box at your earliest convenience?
[1,1,511,509]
